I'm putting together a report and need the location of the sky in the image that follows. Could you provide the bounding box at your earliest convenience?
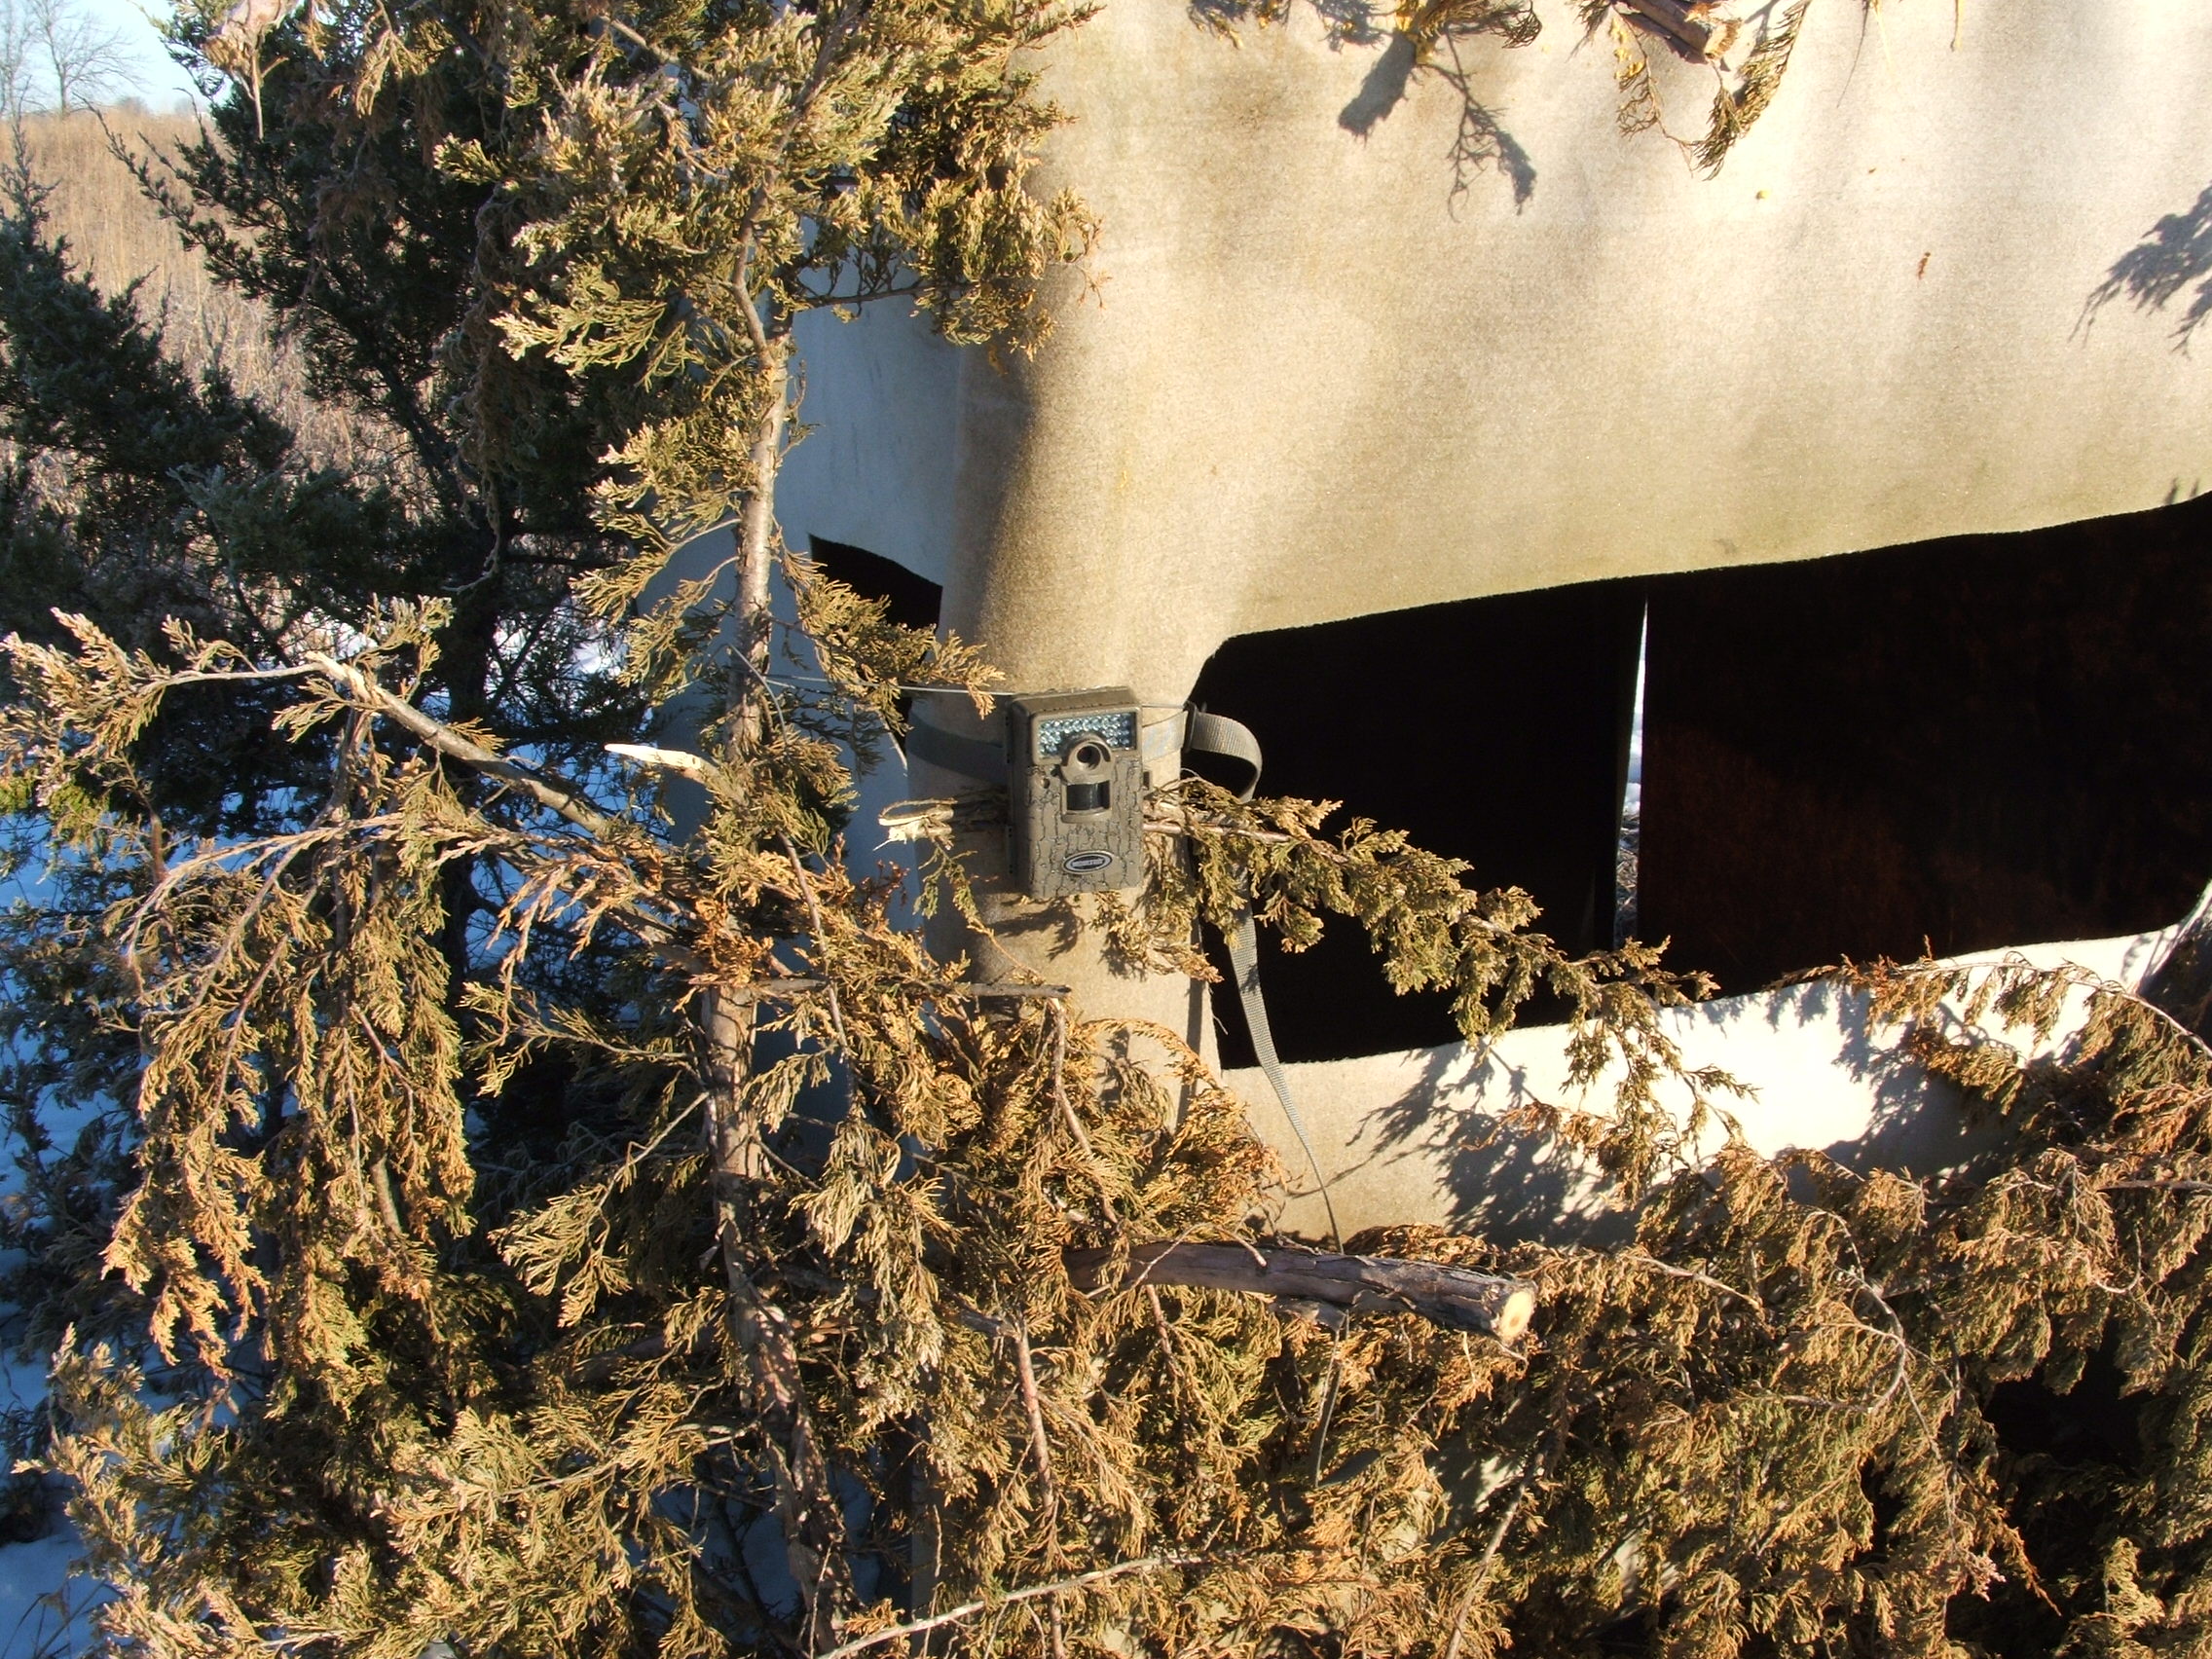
[76,0,200,109]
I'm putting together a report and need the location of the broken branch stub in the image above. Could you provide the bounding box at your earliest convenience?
[1065,1241,1536,1344]
[1619,0,1747,66]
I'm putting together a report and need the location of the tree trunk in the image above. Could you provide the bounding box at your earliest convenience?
[733,334,790,752]
[704,339,854,1644]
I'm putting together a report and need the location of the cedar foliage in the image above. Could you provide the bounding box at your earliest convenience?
[22,631,2212,1659]
[2,2,2205,1657]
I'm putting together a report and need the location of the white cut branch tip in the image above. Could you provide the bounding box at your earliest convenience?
[605,743,711,774]
[877,798,954,843]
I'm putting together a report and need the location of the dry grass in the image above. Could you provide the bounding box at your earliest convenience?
[17,106,396,472]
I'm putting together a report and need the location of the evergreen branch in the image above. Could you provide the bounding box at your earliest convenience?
[306,654,623,841]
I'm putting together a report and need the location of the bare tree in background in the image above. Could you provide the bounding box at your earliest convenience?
[19,0,140,111]
[0,0,31,128]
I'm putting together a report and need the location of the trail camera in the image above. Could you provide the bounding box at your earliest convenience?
[1007,688,1145,898]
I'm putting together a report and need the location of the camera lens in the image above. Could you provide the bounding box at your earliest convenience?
[1071,741,1109,769]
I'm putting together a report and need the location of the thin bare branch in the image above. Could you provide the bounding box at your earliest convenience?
[814,1556,1201,1659]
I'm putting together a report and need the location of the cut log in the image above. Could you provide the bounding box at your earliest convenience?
[1064,1241,1536,1344]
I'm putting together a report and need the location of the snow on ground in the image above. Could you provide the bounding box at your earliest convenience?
[0,1530,86,1658]
[0,1352,89,1659]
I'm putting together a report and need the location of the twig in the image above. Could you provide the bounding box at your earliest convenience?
[742,977,1069,1005]
[1050,1003,1122,1228]
[1445,1399,1568,1659]
[780,836,849,1050]
[700,977,853,1640]
[370,1159,403,1236]
[148,661,323,689]
[1310,1350,1343,1483]
[1012,1320,1059,1546]
[814,1555,1199,1659]
[1621,1249,1767,1315]
[1618,0,1742,62]
[1145,1285,1194,1404]
[1442,1482,1527,1659]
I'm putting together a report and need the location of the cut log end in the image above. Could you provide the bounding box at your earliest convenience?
[1492,1283,1536,1346]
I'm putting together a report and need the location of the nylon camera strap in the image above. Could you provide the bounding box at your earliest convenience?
[1187,714,1343,1249]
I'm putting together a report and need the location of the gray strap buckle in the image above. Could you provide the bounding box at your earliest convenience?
[905,704,1262,795]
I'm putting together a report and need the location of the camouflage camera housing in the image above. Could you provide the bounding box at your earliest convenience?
[1006,688,1146,899]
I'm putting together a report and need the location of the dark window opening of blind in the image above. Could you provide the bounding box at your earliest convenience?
[1639,491,2212,995]
[1189,581,1646,1067]
[808,536,942,632]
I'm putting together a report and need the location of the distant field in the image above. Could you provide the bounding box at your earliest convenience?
[18,108,390,472]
